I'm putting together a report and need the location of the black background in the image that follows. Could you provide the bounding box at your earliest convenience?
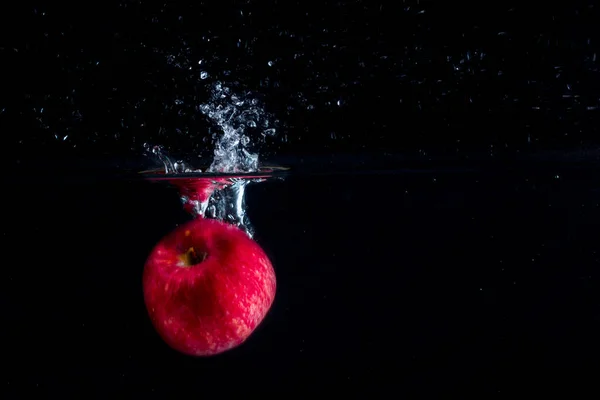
[2,1,600,396]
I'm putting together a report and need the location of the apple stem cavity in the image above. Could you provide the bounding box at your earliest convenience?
[180,246,208,267]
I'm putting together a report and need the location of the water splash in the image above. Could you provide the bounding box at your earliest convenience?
[143,143,273,237]
[205,179,255,237]
[143,143,201,174]
[199,81,276,173]
[172,177,255,235]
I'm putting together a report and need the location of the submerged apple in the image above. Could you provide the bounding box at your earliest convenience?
[143,217,276,356]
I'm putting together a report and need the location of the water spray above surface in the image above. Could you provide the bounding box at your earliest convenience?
[199,81,278,174]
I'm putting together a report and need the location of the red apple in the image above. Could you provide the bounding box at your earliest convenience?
[143,217,276,356]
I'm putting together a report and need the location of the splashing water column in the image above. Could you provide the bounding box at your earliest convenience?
[169,177,228,217]
[140,170,278,356]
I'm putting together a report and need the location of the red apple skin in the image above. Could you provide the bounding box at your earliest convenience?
[143,218,276,356]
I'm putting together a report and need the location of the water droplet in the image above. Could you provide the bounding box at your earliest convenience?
[173,161,186,173]
[231,95,244,106]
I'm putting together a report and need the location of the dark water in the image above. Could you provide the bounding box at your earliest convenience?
[3,159,600,395]
[3,1,600,396]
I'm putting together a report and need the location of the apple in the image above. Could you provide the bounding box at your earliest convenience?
[143,217,276,356]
